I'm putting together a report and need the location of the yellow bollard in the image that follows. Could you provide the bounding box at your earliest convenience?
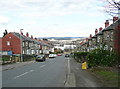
[82,62,87,69]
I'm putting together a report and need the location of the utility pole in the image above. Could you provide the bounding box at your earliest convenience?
[20,29,23,62]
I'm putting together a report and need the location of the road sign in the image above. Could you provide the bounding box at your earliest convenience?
[7,51,12,55]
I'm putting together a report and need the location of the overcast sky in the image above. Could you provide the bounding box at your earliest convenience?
[0,0,113,37]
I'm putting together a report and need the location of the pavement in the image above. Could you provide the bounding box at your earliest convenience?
[0,60,35,72]
[65,57,104,87]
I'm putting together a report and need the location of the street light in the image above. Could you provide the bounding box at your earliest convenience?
[20,29,23,62]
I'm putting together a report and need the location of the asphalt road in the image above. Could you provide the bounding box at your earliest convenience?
[2,56,67,87]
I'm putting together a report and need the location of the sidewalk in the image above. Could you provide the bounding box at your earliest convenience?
[69,58,104,87]
[0,60,35,72]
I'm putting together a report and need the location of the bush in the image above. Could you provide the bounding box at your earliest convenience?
[22,54,35,61]
[87,48,117,68]
[2,55,10,61]
[73,52,89,62]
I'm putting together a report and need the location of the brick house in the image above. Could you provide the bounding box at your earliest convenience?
[2,32,43,55]
[91,31,97,49]
[96,27,103,47]
[102,18,119,51]
[2,32,21,54]
[102,23,114,50]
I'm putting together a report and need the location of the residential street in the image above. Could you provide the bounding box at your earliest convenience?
[2,56,67,87]
[1,55,106,88]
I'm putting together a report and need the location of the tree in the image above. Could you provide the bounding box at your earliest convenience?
[104,0,120,17]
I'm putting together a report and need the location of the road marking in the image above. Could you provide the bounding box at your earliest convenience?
[68,58,70,74]
[40,65,46,68]
[14,69,35,79]
[29,70,34,72]
[14,72,28,79]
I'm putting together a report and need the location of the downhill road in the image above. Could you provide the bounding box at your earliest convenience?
[2,56,67,87]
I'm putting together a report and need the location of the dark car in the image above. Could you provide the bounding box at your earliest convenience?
[65,54,70,57]
[36,55,46,62]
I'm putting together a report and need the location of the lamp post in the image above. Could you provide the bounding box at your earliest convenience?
[20,29,23,62]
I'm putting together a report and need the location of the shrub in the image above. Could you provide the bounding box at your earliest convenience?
[22,54,35,61]
[2,55,10,61]
[73,52,89,62]
[87,48,117,68]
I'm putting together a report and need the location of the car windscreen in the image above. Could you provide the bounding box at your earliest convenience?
[37,55,44,58]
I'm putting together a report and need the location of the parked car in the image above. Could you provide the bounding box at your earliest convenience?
[53,54,57,57]
[57,54,62,56]
[36,55,46,62]
[65,54,70,57]
[49,54,55,58]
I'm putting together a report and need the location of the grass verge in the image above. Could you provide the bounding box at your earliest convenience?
[88,67,119,87]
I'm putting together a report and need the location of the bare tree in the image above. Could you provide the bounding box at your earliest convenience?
[104,0,120,17]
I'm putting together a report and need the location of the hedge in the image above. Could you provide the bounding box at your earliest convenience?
[73,52,89,62]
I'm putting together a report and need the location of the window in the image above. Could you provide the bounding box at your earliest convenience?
[110,32,113,41]
[97,36,100,43]
[23,50,25,54]
[26,41,28,46]
[7,41,10,46]
[23,42,25,47]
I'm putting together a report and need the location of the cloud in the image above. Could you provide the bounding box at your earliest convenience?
[22,21,37,25]
[0,15,10,24]
[0,0,103,18]
[0,0,107,37]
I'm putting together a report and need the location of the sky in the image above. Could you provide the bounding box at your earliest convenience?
[0,0,114,38]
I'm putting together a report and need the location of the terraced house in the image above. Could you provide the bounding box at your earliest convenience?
[78,17,120,52]
[1,31,53,61]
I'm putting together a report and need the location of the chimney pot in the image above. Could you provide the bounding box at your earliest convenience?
[105,20,109,28]
[20,29,23,35]
[31,35,33,39]
[95,29,98,34]
[86,38,88,41]
[90,34,92,38]
[34,37,37,40]
[99,27,103,32]
[113,17,118,23]
[26,32,29,37]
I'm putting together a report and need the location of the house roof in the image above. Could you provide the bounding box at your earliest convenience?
[102,24,114,32]
[92,34,97,38]
[96,31,103,35]
[11,32,49,46]
[11,32,33,42]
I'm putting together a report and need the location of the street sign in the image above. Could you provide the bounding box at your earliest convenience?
[7,51,12,55]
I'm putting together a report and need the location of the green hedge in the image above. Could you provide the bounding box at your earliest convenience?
[73,52,89,62]
[2,55,10,61]
[87,48,117,68]
[22,54,35,61]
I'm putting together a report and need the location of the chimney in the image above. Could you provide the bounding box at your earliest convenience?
[95,29,98,34]
[31,35,33,39]
[105,20,109,28]
[20,29,23,35]
[26,32,29,37]
[113,17,118,23]
[90,34,92,38]
[86,38,88,41]
[34,37,37,40]
[99,27,103,32]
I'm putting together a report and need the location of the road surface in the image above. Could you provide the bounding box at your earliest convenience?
[2,56,67,87]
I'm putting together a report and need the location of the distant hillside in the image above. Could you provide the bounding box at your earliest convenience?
[38,37,85,40]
